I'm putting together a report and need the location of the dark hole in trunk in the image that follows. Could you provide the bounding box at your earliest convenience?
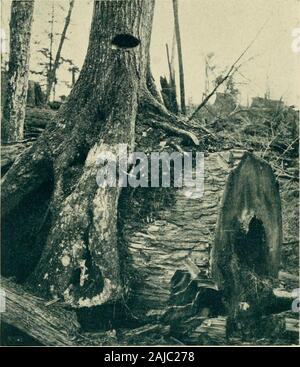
[70,244,104,300]
[111,34,140,49]
[233,216,268,276]
[1,179,53,282]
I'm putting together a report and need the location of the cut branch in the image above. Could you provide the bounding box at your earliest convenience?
[139,88,199,145]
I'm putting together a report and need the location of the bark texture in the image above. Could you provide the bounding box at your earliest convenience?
[212,152,282,284]
[2,0,34,143]
[1,277,80,346]
[121,151,282,321]
[2,0,155,308]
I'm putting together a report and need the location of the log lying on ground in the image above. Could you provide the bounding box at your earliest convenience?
[285,317,299,334]
[24,107,56,139]
[1,277,81,346]
[25,107,56,129]
[3,277,296,346]
[119,324,170,345]
[121,150,282,324]
[278,271,299,285]
[0,277,170,346]
[1,107,56,173]
[191,317,227,345]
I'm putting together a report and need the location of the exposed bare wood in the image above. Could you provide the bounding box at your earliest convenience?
[278,271,299,284]
[1,277,170,346]
[1,277,81,346]
[122,151,282,325]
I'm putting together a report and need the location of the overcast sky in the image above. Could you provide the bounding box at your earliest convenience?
[1,0,300,107]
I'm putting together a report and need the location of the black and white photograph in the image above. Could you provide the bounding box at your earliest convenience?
[0,0,299,347]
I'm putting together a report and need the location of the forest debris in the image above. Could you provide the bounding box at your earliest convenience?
[188,18,269,122]
[273,288,297,300]
[278,271,299,284]
[191,316,227,344]
[183,257,201,279]
[1,277,81,346]
[285,317,299,333]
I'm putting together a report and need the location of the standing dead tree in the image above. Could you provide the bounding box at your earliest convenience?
[45,0,75,103]
[1,0,34,143]
[172,0,186,115]
[160,44,178,114]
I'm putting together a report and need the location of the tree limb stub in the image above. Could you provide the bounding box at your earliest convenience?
[139,88,200,146]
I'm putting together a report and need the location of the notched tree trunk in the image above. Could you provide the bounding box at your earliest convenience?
[2,0,155,308]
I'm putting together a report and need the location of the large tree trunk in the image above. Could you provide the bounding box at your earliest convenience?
[1,0,34,143]
[2,0,156,307]
[45,0,75,103]
[1,0,199,307]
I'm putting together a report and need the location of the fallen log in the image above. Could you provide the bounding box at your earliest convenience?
[2,148,284,344]
[0,277,171,346]
[24,107,56,130]
[192,316,227,344]
[273,288,297,300]
[285,317,299,334]
[0,277,81,346]
[278,271,299,285]
[1,107,55,173]
[121,151,282,324]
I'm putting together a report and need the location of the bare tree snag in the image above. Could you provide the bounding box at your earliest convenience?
[172,0,186,115]
[2,0,155,307]
[1,0,34,143]
[159,44,178,114]
[45,0,75,103]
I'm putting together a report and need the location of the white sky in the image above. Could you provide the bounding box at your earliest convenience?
[1,0,300,107]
